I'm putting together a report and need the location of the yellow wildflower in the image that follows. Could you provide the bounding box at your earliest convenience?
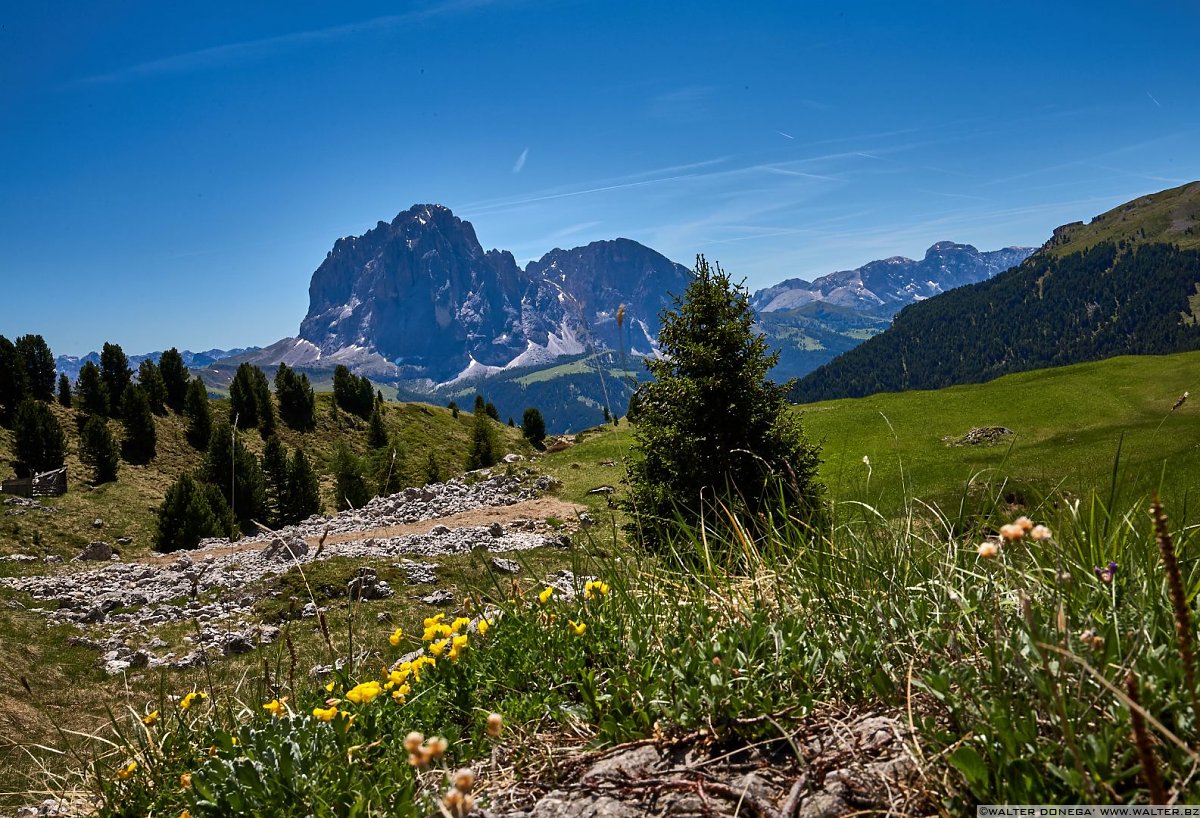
[180,811,191,818]
[568,619,587,636]
[345,680,383,704]
[584,580,610,600]
[389,666,411,686]
[325,680,336,692]
[179,691,207,711]
[389,627,404,646]
[116,760,138,781]
[141,709,160,727]
[538,586,554,604]
[263,698,287,718]
[451,616,471,633]
[180,772,193,788]
[313,704,339,721]
[476,618,490,636]
[391,683,411,702]
[422,613,446,628]
[430,638,449,657]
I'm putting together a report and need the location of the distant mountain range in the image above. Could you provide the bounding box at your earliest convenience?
[56,348,257,380]
[751,242,1034,316]
[794,180,1200,403]
[55,205,1045,432]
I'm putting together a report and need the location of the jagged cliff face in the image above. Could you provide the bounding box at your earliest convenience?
[298,205,692,381]
[299,205,532,380]
[526,238,691,356]
[752,242,1035,316]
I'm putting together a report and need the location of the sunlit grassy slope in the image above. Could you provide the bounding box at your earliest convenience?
[800,349,1200,517]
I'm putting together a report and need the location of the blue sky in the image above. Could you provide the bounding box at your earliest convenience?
[2,0,1198,355]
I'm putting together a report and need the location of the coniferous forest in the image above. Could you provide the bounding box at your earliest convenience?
[794,242,1200,402]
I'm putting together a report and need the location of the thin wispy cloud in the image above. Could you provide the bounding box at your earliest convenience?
[74,0,504,86]
[1147,91,1162,107]
[512,147,529,174]
[777,131,795,140]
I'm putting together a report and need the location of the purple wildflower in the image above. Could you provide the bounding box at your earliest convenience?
[1094,560,1118,583]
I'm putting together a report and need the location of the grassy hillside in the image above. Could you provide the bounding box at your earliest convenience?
[0,395,530,561]
[1044,179,1200,257]
[800,349,1200,519]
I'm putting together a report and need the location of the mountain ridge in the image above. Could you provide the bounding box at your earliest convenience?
[794,181,1200,403]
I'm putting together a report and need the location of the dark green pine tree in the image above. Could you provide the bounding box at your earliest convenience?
[251,365,275,438]
[79,415,120,484]
[274,363,316,431]
[0,336,28,425]
[367,405,388,449]
[99,342,132,417]
[372,436,404,497]
[154,474,236,552]
[184,377,212,450]
[448,400,459,419]
[331,441,370,511]
[157,348,190,412]
[424,451,443,485]
[261,435,290,528]
[120,384,157,464]
[13,398,66,476]
[76,361,109,416]
[57,373,72,407]
[622,255,823,558]
[228,363,260,430]
[202,421,266,530]
[14,334,56,401]
[137,359,168,415]
[522,406,547,446]
[485,402,499,421]
[466,403,498,470]
[284,448,322,524]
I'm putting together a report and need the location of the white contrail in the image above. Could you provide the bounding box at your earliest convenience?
[512,147,529,174]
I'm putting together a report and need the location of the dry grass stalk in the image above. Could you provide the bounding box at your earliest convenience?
[1151,497,1200,723]
[1126,670,1169,803]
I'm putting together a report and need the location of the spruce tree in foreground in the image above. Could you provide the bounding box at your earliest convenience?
[57,373,72,407]
[154,474,236,552]
[120,384,157,464]
[79,415,120,483]
[622,255,823,557]
[184,377,212,449]
[13,398,66,476]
